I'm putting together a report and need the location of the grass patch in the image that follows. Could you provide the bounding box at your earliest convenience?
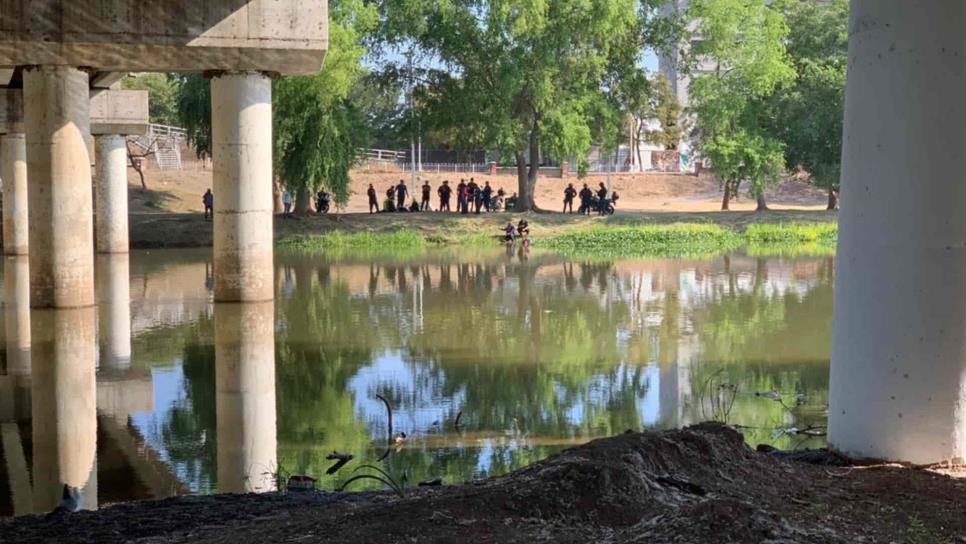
[743,223,837,244]
[542,224,741,257]
[280,229,427,251]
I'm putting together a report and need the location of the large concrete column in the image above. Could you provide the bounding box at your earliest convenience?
[96,254,131,372]
[211,73,274,302]
[31,307,97,512]
[829,1,966,464]
[94,135,129,254]
[215,301,276,493]
[23,66,94,309]
[2,134,28,255]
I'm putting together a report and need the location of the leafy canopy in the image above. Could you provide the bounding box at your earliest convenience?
[687,0,795,200]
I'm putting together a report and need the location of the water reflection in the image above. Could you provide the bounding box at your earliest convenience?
[31,307,97,512]
[215,301,277,494]
[0,248,834,516]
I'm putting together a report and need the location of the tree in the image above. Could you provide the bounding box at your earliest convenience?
[769,0,848,210]
[687,0,795,210]
[373,1,672,211]
[174,74,212,161]
[644,73,684,151]
[122,73,180,126]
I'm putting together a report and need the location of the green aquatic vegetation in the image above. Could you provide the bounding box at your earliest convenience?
[743,223,837,244]
[541,224,742,257]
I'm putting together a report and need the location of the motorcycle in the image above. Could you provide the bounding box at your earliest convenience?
[316,191,332,214]
[587,194,618,215]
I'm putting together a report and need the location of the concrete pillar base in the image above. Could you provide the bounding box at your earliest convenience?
[2,133,28,255]
[211,72,274,302]
[95,134,130,254]
[24,66,94,309]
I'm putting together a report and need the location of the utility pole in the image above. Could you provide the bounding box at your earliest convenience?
[407,50,417,187]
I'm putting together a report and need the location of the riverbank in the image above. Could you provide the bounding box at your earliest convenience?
[130,209,838,252]
[3,423,965,543]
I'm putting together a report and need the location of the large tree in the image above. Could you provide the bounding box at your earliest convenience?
[123,73,180,126]
[373,0,671,211]
[769,0,848,210]
[687,0,795,211]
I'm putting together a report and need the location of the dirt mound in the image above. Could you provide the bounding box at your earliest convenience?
[4,423,966,543]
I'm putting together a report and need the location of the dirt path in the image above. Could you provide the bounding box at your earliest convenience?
[3,424,963,543]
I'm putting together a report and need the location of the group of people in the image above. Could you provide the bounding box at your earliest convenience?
[563,182,616,215]
[367,178,509,214]
[503,219,531,245]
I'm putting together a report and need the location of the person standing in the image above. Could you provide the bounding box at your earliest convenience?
[482,181,493,212]
[421,180,432,211]
[367,184,378,213]
[282,190,293,218]
[563,183,577,214]
[202,188,214,221]
[396,179,408,211]
[596,182,608,215]
[456,179,467,213]
[579,183,593,215]
[438,180,452,212]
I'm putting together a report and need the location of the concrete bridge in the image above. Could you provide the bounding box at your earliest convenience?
[0,0,322,513]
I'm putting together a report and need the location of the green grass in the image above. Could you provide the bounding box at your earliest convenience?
[742,223,837,244]
[542,224,742,257]
[278,222,839,258]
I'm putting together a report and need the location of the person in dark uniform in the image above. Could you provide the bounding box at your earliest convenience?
[482,181,493,212]
[421,180,432,210]
[578,183,593,215]
[396,180,408,211]
[563,183,577,214]
[367,184,378,214]
[596,182,608,215]
[385,185,396,212]
[202,189,214,221]
[438,180,452,212]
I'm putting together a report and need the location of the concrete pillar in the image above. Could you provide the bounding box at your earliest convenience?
[210,73,274,302]
[95,134,129,254]
[4,256,31,378]
[96,254,131,372]
[215,301,276,493]
[829,1,966,464]
[2,134,28,255]
[23,66,94,309]
[31,307,97,512]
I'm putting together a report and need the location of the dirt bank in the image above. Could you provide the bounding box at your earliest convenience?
[130,209,838,249]
[3,424,965,543]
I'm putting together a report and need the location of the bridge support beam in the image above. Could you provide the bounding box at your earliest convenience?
[830,0,966,464]
[211,72,274,302]
[215,301,276,493]
[23,66,95,309]
[94,134,129,254]
[2,133,28,255]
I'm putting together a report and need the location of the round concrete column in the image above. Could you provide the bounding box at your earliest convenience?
[30,307,97,512]
[23,66,94,308]
[215,301,276,493]
[4,256,31,377]
[96,254,131,372]
[210,72,274,302]
[830,1,966,464]
[95,134,129,254]
[2,134,28,255]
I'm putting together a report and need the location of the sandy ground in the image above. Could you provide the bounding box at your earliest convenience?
[130,164,829,215]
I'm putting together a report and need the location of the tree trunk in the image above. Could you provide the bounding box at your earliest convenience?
[721,182,731,211]
[635,123,645,171]
[827,186,838,210]
[295,186,311,216]
[515,151,528,212]
[520,128,540,212]
[273,180,284,214]
[756,193,769,211]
